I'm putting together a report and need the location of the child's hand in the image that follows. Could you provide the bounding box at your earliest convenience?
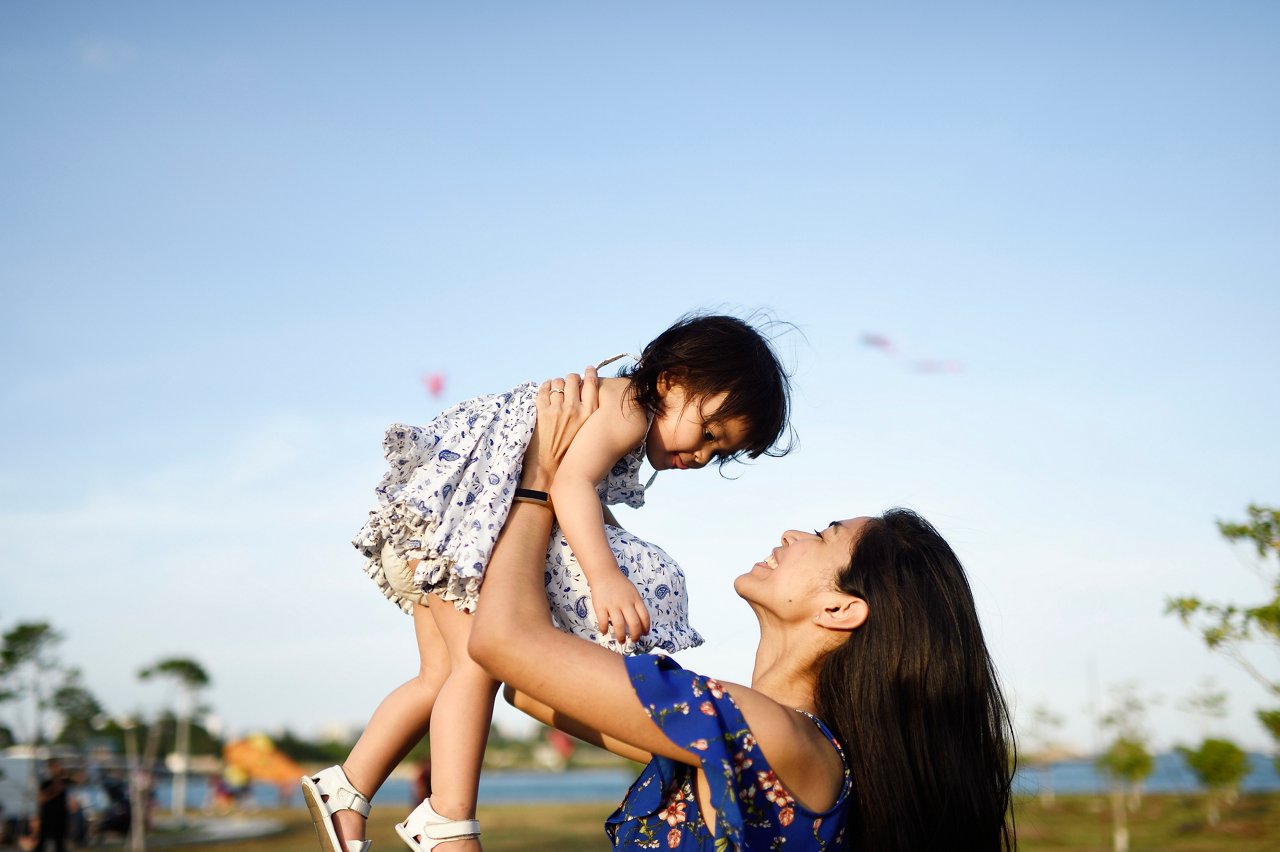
[589,568,652,644]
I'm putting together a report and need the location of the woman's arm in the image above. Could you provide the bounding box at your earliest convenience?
[503,685,652,765]
[471,498,697,765]
[470,371,697,766]
[474,372,845,810]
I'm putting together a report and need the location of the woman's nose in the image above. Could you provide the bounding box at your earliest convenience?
[782,528,822,545]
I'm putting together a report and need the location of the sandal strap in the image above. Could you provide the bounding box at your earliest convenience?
[314,766,372,818]
[423,818,480,840]
[401,798,481,846]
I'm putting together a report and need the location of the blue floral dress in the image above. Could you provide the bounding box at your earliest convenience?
[352,380,702,655]
[607,656,851,851]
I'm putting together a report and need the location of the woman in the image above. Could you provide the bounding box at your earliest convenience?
[470,369,1016,851]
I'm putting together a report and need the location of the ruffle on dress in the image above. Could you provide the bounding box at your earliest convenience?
[352,384,538,614]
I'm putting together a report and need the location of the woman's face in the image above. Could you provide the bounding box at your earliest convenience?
[735,517,868,615]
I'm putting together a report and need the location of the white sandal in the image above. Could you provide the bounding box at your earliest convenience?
[300,765,373,852]
[395,798,480,851]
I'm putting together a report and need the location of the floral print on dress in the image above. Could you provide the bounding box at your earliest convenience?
[544,524,702,654]
[350,377,696,654]
[606,656,850,851]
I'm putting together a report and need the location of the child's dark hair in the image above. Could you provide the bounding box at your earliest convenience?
[620,313,793,461]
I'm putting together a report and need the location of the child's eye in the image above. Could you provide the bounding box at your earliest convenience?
[703,430,715,442]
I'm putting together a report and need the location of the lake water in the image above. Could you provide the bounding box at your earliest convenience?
[1014,751,1280,796]
[151,752,1280,810]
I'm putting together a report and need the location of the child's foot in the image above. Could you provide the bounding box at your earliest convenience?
[333,809,369,851]
[300,766,372,852]
[395,798,480,851]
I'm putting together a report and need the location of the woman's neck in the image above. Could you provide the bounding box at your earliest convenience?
[749,629,824,715]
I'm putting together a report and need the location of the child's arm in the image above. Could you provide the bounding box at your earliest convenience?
[550,401,652,644]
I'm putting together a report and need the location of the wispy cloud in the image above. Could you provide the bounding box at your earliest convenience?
[77,37,136,73]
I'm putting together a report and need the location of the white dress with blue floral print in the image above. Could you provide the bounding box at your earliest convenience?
[352,379,702,655]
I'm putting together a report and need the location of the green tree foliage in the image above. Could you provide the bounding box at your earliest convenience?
[1177,738,1250,826]
[1097,737,1155,791]
[139,656,212,821]
[138,658,211,689]
[0,621,65,744]
[51,669,105,747]
[1167,504,1280,761]
[1096,683,1157,852]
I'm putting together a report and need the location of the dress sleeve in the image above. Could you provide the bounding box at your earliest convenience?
[625,654,753,848]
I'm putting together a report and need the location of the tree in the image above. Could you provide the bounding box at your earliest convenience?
[1096,683,1157,852]
[1020,704,1065,807]
[1177,738,1249,826]
[1167,504,1280,765]
[0,621,65,745]
[139,658,211,823]
[51,669,105,748]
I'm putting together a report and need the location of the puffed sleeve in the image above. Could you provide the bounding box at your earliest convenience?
[611,654,755,847]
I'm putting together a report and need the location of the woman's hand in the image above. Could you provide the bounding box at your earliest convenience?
[519,366,599,492]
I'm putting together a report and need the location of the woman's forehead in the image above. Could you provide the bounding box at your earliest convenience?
[829,517,870,533]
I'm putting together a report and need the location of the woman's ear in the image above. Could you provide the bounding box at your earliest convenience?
[814,595,868,633]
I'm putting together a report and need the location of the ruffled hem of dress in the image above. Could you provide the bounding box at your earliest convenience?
[353,500,484,615]
[412,551,482,613]
[359,554,416,615]
[554,620,704,656]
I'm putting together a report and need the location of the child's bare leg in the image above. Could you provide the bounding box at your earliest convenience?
[412,593,500,850]
[331,602,449,845]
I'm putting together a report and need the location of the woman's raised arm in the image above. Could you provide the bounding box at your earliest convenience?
[468,369,698,766]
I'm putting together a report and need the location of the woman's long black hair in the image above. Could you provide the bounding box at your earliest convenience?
[816,509,1016,851]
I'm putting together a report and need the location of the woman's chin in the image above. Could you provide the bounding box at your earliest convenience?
[732,571,761,600]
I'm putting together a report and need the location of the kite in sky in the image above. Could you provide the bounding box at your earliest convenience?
[860,333,963,375]
[421,372,447,398]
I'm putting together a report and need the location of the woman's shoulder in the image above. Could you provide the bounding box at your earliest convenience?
[626,656,848,814]
[718,682,849,814]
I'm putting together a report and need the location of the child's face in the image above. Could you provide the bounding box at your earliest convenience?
[645,378,751,472]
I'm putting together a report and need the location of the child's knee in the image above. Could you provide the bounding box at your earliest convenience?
[414,660,449,690]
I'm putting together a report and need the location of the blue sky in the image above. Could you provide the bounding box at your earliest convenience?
[2,2,1278,756]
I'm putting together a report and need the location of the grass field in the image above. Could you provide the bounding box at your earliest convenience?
[133,793,1279,850]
